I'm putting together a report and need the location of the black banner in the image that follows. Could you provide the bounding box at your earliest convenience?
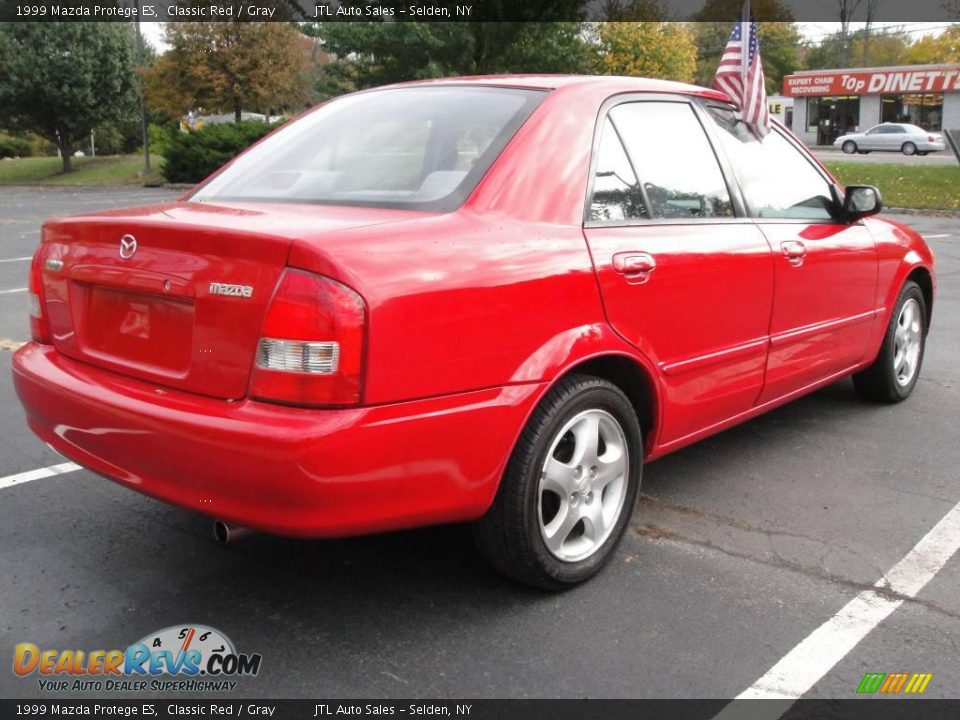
[0,0,957,22]
[1,700,959,720]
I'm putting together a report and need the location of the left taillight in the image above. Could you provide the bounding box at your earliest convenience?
[28,252,51,344]
[250,269,366,407]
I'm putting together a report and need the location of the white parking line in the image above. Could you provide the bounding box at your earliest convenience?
[0,462,81,490]
[0,288,27,294]
[925,234,951,239]
[714,499,960,714]
[0,256,31,263]
[0,338,26,351]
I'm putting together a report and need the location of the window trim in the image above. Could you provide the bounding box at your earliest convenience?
[582,93,746,229]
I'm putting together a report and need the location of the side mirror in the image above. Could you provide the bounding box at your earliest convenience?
[842,185,883,221]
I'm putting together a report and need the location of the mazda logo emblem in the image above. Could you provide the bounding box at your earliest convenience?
[119,234,137,260]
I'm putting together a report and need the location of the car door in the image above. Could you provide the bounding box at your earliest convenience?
[704,106,878,403]
[875,125,897,150]
[862,126,883,150]
[888,125,910,151]
[582,98,775,445]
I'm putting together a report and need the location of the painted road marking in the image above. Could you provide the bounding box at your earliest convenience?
[0,462,82,491]
[0,256,31,263]
[924,234,950,239]
[714,499,960,715]
[0,287,27,294]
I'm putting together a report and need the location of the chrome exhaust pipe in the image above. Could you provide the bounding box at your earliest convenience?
[213,520,251,544]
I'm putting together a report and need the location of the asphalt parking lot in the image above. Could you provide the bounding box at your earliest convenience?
[0,186,957,700]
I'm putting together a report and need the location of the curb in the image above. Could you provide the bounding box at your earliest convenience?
[885,207,960,218]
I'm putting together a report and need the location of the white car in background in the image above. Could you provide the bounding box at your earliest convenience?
[834,123,945,156]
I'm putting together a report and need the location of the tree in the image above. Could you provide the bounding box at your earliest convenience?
[692,23,800,95]
[144,22,308,123]
[0,22,138,173]
[692,0,793,21]
[690,0,798,94]
[309,0,590,96]
[904,25,960,64]
[312,21,591,96]
[593,23,697,82]
[805,27,909,69]
[597,0,670,20]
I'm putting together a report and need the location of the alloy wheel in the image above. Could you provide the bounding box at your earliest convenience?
[537,409,629,562]
[894,298,923,387]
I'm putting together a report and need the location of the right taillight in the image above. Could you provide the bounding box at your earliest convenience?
[250,269,366,407]
[28,252,51,344]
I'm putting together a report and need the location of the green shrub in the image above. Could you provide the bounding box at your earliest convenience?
[148,122,174,158]
[0,133,33,158]
[161,120,280,184]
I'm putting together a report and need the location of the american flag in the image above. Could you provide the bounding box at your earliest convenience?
[712,2,770,139]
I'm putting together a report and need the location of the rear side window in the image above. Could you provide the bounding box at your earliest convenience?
[191,86,545,212]
[589,102,733,222]
[708,107,838,220]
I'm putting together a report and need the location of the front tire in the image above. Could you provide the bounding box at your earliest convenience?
[472,374,642,590]
[842,141,857,154]
[853,281,927,403]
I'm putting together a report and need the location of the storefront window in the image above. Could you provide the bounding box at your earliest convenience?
[881,93,944,130]
[807,96,860,145]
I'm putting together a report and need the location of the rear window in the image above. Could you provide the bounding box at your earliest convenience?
[190,86,545,212]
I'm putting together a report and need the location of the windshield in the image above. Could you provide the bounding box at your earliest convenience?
[190,86,546,212]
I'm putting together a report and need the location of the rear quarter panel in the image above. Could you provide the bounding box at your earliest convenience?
[288,213,612,404]
[288,83,641,406]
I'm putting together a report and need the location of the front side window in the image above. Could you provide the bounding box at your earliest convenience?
[191,86,545,211]
[708,107,838,221]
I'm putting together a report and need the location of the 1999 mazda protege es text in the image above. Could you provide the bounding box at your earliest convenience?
[13,76,935,589]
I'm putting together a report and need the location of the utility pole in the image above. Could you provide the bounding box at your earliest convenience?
[133,0,151,175]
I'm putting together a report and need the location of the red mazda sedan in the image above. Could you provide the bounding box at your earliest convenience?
[13,76,935,588]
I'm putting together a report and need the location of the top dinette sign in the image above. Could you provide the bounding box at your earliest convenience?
[783,66,960,96]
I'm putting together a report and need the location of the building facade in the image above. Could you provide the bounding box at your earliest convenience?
[767,96,795,130]
[782,64,960,146]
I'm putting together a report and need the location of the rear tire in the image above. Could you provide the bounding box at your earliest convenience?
[472,374,642,590]
[902,142,917,155]
[853,281,927,403]
[842,141,857,154]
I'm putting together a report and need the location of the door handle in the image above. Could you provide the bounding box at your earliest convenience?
[613,252,656,282]
[780,241,807,266]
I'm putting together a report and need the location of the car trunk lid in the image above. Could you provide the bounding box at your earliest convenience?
[37,201,418,400]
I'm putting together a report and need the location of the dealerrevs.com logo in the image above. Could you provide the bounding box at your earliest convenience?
[13,625,262,693]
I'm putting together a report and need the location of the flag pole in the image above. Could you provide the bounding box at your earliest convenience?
[740,0,751,93]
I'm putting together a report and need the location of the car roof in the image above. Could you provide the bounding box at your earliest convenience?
[870,122,922,130]
[383,74,730,102]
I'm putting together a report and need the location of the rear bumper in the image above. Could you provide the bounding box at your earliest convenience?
[12,343,542,537]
